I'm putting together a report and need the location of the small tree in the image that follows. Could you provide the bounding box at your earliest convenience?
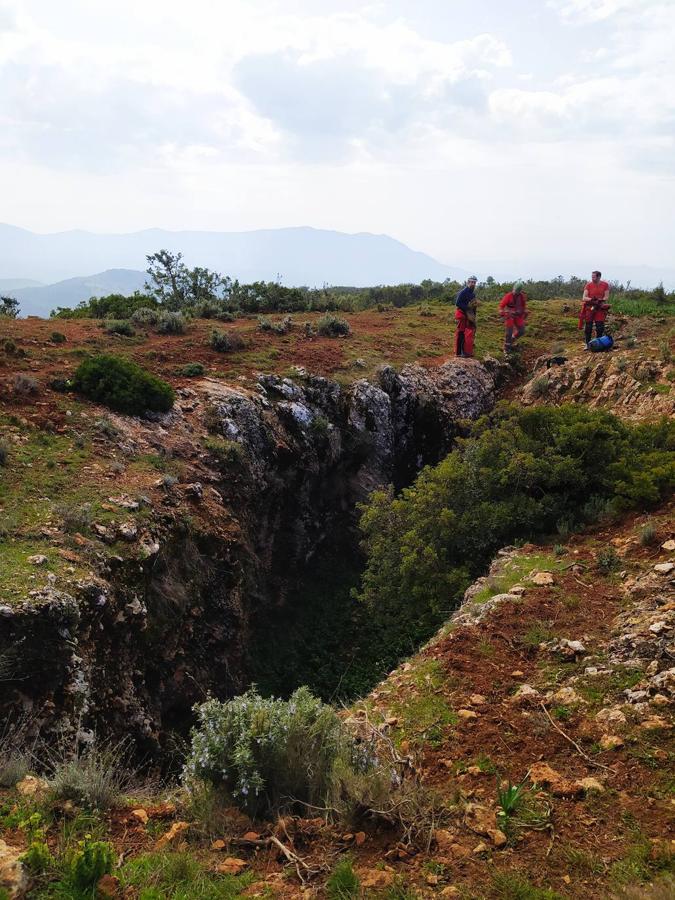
[0,296,19,318]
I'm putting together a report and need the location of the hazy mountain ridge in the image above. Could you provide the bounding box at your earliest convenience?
[0,224,464,317]
[12,269,147,317]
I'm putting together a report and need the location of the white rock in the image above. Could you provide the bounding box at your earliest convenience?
[661,540,675,552]
[654,562,674,575]
[28,554,48,565]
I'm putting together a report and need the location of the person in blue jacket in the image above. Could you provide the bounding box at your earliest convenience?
[454,276,478,357]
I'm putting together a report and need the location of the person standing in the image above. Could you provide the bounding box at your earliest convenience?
[454,276,478,358]
[579,270,610,348]
[499,280,528,353]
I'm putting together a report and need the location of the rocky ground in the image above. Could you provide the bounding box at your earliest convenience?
[1,503,672,898]
[0,301,673,898]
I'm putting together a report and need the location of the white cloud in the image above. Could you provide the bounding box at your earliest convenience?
[0,0,674,269]
[549,0,650,24]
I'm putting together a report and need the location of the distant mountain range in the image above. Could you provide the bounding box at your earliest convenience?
[0,224,467,317]
[1,224,671,318]
[10,270,147,317]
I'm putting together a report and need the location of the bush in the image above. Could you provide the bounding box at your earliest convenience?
[50,331,67,344]
[48,740,135,811]
[209,329,245,353]
[271,315,293,335]
[356,404,675,655]
[318,314,351,337]
[0,716,34,787]
[56,501,93,533]
[178,362,205,377]
[639,520,658,546]
[257,316,272,332]
[192,299,222,319]
[72,354,175,415]
[597,547,621,574]
[105,319,135,336]
[156,311,186,334]
[66,836,114,892]
[530,376,550,397]
[204,436,245,466]
[13,373,39,396]
[3,339,16,354]
[131,306,159,327]
[183,687,380,819]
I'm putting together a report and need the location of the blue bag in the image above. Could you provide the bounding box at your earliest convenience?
[589,334,614,352]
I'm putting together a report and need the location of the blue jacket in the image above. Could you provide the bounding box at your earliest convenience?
[455,285,475,313]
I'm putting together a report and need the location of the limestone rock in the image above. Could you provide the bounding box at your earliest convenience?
[511,684,540,704]
[529,762,584,797]
[16,775,48,798]
[464,803,507,846]
[595,707,627,731]
[0,839,27,898]
[155,821,190,849]
[216,858,247,875]
[599,734,624,750]
[530,571,555,586]
[654,562,674,575]
[27,555,48,566]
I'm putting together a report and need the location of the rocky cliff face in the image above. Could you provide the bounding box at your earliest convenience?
[0,360,498,752]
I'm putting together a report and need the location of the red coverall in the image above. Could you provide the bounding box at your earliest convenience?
[579,280,610,344]
[499,290,528,351]
[454,308,475,357]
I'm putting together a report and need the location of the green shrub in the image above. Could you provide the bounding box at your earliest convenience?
[192,299,222,319]
[597,547,621,574]
[47,740,135,811]
[179,362,205,377]
[50,331,67,344]
[131,306,160,326]
[73,354,174,415]
[271,315,293,335]
[105,319,135,336]
[13,373,39,396]
[318,314,351,337]
[3,339,16,354]
[209,329,245,353]
[56,501,93,533]
[216,309,238,322]
[257,316,272,332]
[204,436,245,466]
[156,310,186,334]
[183,687,380,818]
[326,858,360,899]
[356,404,675,655]
[530,375,550,397]
[66,836,114,892]
[639,521,658,546]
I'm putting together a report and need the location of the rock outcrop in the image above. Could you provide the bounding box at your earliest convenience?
[0,360,496,751]
[521,353,674,420]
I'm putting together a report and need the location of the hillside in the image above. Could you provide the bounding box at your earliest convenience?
[0,299,672,899]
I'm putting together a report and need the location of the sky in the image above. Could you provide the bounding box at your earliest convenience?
[0,0,673,271]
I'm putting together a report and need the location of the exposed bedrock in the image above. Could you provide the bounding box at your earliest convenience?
[0,359,498,752]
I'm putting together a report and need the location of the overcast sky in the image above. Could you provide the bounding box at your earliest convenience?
[0,0,673,269]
